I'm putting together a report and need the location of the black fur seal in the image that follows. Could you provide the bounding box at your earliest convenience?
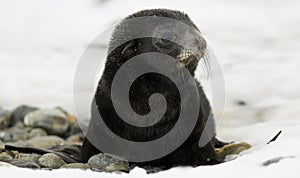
[81,9,226,169]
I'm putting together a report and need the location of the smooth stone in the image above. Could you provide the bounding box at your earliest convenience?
[60,163,90,170]
[0,140,4,151]
[66,121,82,137]
[38,153,66,169]
[66,134,83,144]
[0,152,13,162]
[16,153,41,162]
[28,128,47,139]
[0,131,12,142]
[27,136,65,149]
[0,110,11,129]
[12,121,25,129]
[11,128,29,141]
[10,105,38,126]
[9,159,40,169]
[0,161,15,167]
[88,153,130,172]
[24,108,69,136]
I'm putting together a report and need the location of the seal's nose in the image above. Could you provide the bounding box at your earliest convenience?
[177,36,207,65]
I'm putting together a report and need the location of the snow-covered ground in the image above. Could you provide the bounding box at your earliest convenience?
[1,0,300,177]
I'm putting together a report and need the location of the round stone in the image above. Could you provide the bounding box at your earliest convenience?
[38,153,66,169]
[27,136,65,149]
[88,153,129,172]
[60,163,90,170]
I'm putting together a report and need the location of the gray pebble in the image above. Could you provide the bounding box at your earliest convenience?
[88,153,129,172]
[0,140,4,151]
[9,159,40,169]
[10,105,38,126]
[66,134,83,144]
[0,152,13,162]
[24,108,69,136]
[27,136,65,149]
[38,153,66,169]
[11,128,29,141]
[60,163,90,170]
[0,131,12,142]
[0,110,11,129]
[28,128,47,139]
[16,153,41,162]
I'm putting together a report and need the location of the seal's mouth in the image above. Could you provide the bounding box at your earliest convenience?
[176,36,206,67]
[176,49,204,67]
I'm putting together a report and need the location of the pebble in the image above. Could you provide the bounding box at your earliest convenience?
[9,159,40,169]
[88,153,130,172]
[0,110,10,129]
[16,153,41,162]
[24,108,69,136]
[0,131,12,142]
[11,128,29,141]
[27,136,65,149]
[0,140,4,151]
[28,128,47,139]
[38,153,66,169]
[10,105,38,126]
[66,134,83,144]
[60,163,90,170]
[0,152,13,162]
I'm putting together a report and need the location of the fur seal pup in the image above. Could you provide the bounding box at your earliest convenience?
[81,9,226,169]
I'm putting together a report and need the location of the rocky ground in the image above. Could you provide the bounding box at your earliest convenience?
[0,105,250,173]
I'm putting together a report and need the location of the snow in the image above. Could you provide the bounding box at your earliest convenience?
[1,0,300,177]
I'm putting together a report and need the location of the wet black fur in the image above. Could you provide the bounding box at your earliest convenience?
[81,9,224,169]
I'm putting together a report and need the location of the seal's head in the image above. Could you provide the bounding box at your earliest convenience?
[107,9,207,76]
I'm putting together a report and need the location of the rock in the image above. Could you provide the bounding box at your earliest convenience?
[88,153,130,172]
[0,110,11,129]
[215,142,252,160]
[28,128,47,139]
[0,131,12,142]
[66,122,82,138]
[0,152,13,162]
[10,105,38,126]
[11,128,29,141]
[16,153,41,162]
[12,121,25,129]
[38,153,66,169]
[24,108,69,136]
[0,140,4,151]
[66,115,77,124]
[2,122,30,141]
[27,136,65,149]
[60,163,90,170]
[66,134,83,144]
[0,161,15,167]
[9,159,40,169]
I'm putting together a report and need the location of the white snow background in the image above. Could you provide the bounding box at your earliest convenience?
[0,0,300,177]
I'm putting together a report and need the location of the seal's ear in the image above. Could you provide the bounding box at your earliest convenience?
[121,40,137,57]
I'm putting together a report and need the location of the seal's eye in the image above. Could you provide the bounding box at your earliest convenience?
[159,32,176,45]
